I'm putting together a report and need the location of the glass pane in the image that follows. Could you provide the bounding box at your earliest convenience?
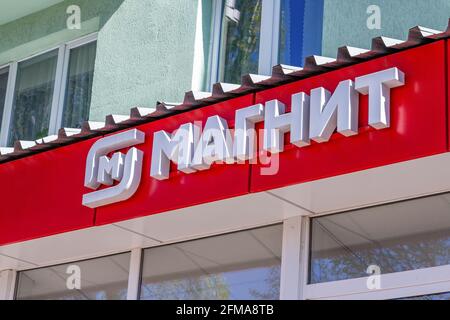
[310,193,450,284]
[279,0,305,66]
[400,292,450,300]
[0,67,8,128]
[62,41,97,128]
[16,253,130,300]
[140,225,282,300]
[220,0,262,84]
[8,50,58,146]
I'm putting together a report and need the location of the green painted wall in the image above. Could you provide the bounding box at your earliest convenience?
[0,0,204,123]
[0,0,123,66]
[322,0,450,58]
[89,0,200,121]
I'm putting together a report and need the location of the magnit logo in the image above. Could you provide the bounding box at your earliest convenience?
[82,67,405,208]
[82,129,145,208]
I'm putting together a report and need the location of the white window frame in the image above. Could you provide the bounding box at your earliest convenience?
[0,33,97,147]
[0,62,17,147]
[0,270,17,300]
[209,0,281,87]
[297,211,450,300]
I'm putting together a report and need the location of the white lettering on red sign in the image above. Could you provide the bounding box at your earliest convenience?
[83,67,405,208]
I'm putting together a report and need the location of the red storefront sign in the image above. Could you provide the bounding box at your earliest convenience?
[0,40,448,246]
[0,138,97,245]
[95,95,255,225]
[251,41,447,191]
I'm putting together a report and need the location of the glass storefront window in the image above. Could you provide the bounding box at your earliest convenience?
[278,0,324,67]
[400,292,450,300]
[211,0,323,87]
[309,194,450,284]
[219,0,262,84]
[140,225,282,300]
[8,50,58,146]
[16,253,130,300]
[62,41,97,129]
[0,67,8,128]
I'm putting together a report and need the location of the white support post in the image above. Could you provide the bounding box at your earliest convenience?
[259,0,281,76]
[299,216,311,300]
[48,44,67,135]
[0,270,17,300]
[0,62,18,147]
[209,0,224,87]
[280,216,303,300]
[126,248,142,300]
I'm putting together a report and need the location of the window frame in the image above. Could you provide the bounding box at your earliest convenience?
[137,223,284,301]
[300,195,450,300]
[209,0,281,87]
[6,199,450,300]
[0,61,16,147]
[0,33,98,147]
[10,223,286,301]
[14,250,132,300]
[304,263,450,300]
[0,65,11,134]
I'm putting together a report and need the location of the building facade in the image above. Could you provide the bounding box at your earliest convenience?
[0,0,450,300]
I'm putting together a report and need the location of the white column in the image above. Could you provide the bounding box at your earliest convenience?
[126,248,142,300]
[0,62,18,147]
[280,216,303,300]
[259,0,281,75]
[0,270,17,300]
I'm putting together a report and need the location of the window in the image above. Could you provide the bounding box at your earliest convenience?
[0,67,8,130]
[61,40,97,129]
[209,0,324,86]
[282,0,324,66]
[219,0,262,83]
[139,225,282,300]
[8,50,59,146]
[15,253,130,300]
[278,0,305,67]
[0,34,97,147]
[309,194,450,284]
[400,292,450,300]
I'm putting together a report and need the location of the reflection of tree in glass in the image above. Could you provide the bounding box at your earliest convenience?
[63,41,96,128]
[249,265,281,300]
[11,85,52,143]
[63,71,93,128]
[399,292,450,300]
[140,266,283,300]
[223,0,262,84]
[9,51,57,145]
[310,221,450,284]
[141,274,230,300]
[53,287,127,300]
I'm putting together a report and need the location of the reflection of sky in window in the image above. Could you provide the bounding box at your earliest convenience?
[279,0,305,66]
